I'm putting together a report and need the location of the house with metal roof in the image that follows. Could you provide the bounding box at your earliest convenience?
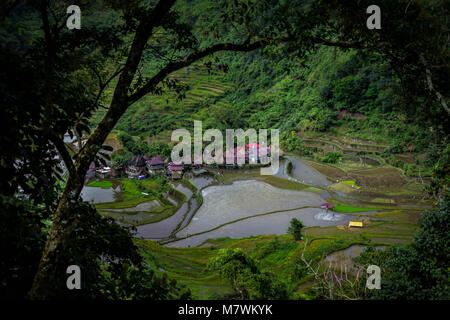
[167,162,183,180]
[146,155,165,174]
[126,154,147,178]
[320,203,335,210]
[348,221,364,228]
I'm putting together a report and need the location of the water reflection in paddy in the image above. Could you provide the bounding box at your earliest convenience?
[80,185,122,204]
[189,175,214,190]
[172,182,193,199]
[280,156,332,187]
[136,202,189,239]
[169,207,355,247]
[136,182,193,239]
[175,180,325,237]
[102,200,160,213]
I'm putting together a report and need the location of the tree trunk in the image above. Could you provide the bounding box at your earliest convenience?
[28,168,87,299]
[26,0,260,298]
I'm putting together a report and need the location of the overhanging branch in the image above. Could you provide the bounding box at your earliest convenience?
[76,0,177,172]
[312,37,368,49]
[49,136,76,178]
[128,40,266,104]
[420,54,450,115]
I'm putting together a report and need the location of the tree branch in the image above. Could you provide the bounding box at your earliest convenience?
[311,37,368,49]
[77,0,177,171]
[49,136,76,178]
[128,40,265,104]
[420,54,450,115]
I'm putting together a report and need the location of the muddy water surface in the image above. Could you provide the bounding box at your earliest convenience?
[80,185,122,204]
[276,156,332,187]
[136,182,193,239]
[169,207,356,247]
[175,180,325,237]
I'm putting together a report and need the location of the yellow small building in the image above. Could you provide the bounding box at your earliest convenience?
[348,221,363,228]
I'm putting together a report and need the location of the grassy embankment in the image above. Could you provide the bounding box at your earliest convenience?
[87,180,113,189]
[138,205,420,299]
[298,137,432,206]
[92,178,186,225]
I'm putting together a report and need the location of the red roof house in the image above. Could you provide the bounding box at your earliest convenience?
[320,203,335,210]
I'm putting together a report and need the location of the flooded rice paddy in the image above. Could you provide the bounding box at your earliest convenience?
[277,156,332,187]
[168,207,357,248]
[135,182,194,239]
[175,180,325,237]
[323,245,387,272]
[81,155,392,247]
[80,185,122,203]
[188,174,215,190]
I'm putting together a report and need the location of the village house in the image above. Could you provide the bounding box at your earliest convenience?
[221,144,274,166]
[110,166,122,178]
[320,203,335,211]
[126,154,147,178]
[167,162,184,180]
[223,146,246,166]
[246,143,274,164]
[246,143,259,163]
[146,155,165,175]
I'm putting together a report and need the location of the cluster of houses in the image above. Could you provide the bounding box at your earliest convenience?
[85,154,198,181]
[124,154,191,180]
[85,143,274,181]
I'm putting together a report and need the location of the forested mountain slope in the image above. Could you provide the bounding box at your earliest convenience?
[96,34,447,156]
[98,45,447,175]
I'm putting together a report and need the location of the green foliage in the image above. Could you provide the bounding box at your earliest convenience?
[0,196,46,299]
[55,201,189,299]
[333,205,378,213]
[111,150,131,168]
[208,248,287,299]
[356,199,450,300]
[98,264,191,300]
[87,180,114,189]
[147,141,172,158]
[313,151,342,164]
[117,131,171,159]
[0,195,188,299]
[426,143,450,199]
[253,237,298,261]
[287,218,304,241]
[281,133,311,155]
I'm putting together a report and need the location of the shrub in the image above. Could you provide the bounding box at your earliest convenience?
[287,218,304,241]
